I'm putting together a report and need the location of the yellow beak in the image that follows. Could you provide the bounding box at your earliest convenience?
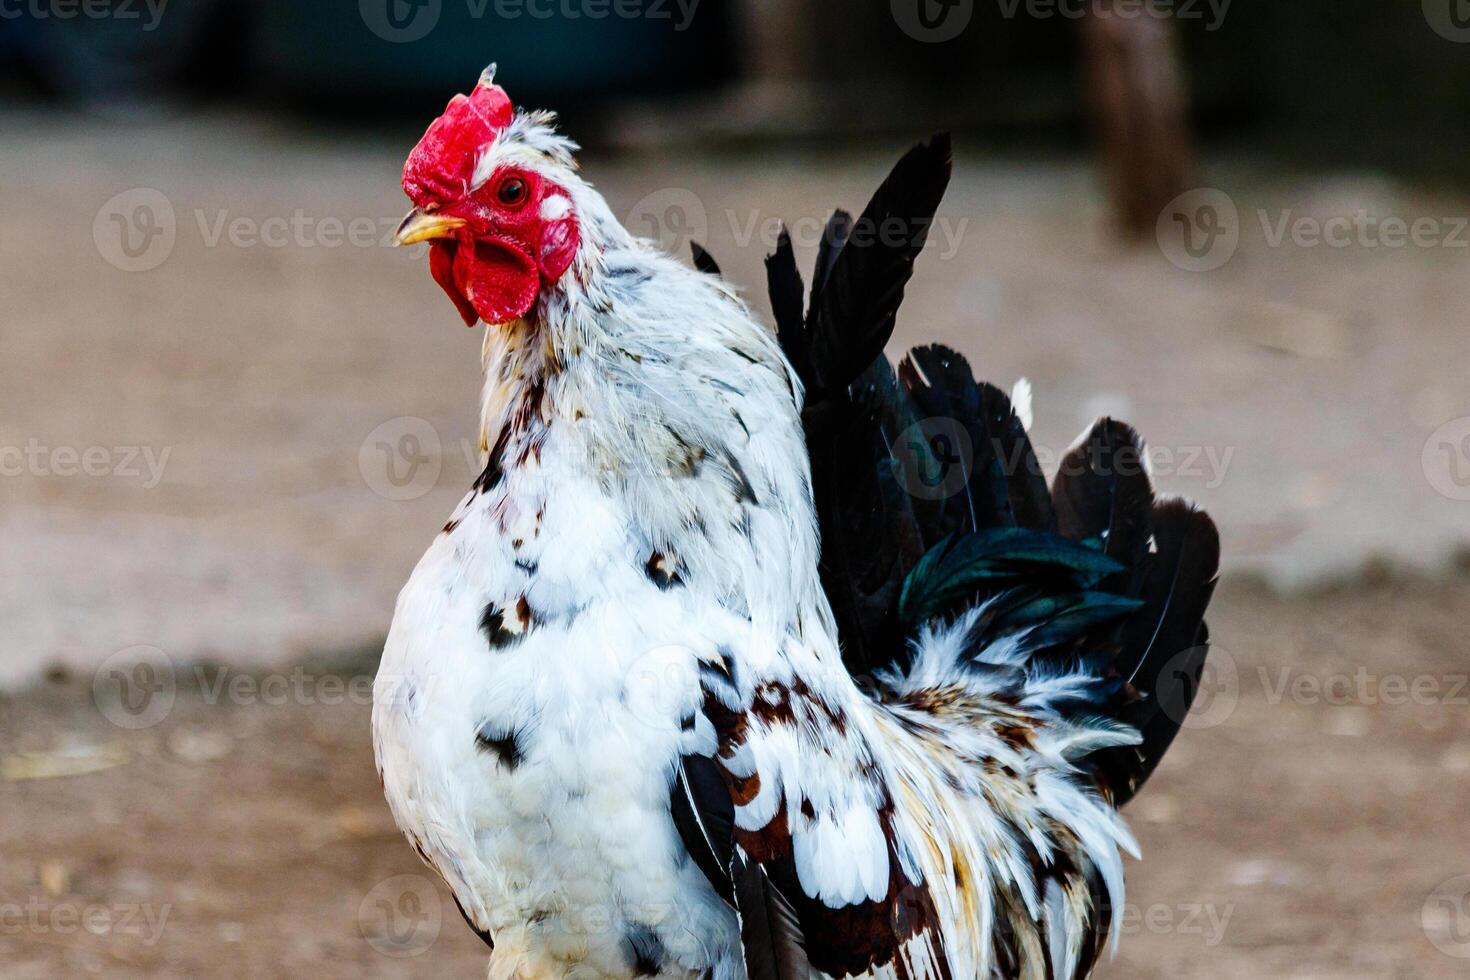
[394,208,468,247]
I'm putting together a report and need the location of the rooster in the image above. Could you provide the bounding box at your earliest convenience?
[373,66,1219,980]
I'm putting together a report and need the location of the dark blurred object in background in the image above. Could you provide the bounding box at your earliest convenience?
[0,0,248,108]
[0,0,735,115]
[254,0,736,112]
[1081,4,1195,239]
[2,0,1470,176]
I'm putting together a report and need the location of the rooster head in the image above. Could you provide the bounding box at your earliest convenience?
[395,65,582,328]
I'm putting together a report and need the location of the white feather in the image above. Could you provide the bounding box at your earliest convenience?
[1012,376,1034,431]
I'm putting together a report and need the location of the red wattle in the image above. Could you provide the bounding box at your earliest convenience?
[429,240,480,327]
[457,238,540,326]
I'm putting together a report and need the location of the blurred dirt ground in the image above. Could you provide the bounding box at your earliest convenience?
[4,576,1470,978]
[5,111,1470,978]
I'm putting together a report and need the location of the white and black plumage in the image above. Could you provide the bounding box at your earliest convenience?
[373,69,1219,980]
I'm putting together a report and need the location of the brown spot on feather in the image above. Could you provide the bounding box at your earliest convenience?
[645,551,682,590]
[728,770,761,806]
[481,597,535,649]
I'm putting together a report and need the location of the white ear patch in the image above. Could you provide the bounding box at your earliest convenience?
[540,195,571,220]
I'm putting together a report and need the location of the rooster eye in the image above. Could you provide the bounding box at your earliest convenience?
[497,177,529,207]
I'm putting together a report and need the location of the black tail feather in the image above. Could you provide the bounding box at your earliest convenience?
[765,228,808,381]
[769,137,952,678]
[1053,419,1154,594]
[674,759,812,980]
[979,382,1054,532]
[805,360,925,677]
[810,209,853,306]
[898,345,1028,543]
[1092,499,1220,805]
[767,137,1219,816]
[734,857,813,980]
[795,133,952,399]
[672,756,736,906]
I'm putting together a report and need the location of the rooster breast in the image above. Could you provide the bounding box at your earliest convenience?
[370,265,814,978]
[373,455,755,979]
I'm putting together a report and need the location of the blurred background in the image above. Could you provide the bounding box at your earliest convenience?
[3,2,1470,976]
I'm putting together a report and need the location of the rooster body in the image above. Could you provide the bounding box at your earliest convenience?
[375,69,1218,980]
[375,220,814,978]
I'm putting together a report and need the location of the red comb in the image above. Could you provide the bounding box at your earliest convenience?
[403,67,513,205]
